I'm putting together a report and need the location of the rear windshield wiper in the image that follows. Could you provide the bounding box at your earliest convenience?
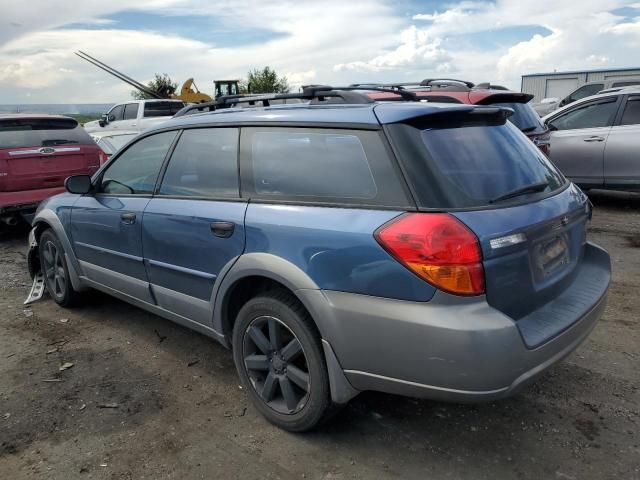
[520,126,538,133]
[489,181,549,204]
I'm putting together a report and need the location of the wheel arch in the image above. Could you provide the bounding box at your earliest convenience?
[213,252,324,343]
[214,252,359,404]
[29,209,85,291]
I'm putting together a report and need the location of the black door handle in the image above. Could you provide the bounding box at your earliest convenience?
[210,221,235,238]
[121,212,136,225]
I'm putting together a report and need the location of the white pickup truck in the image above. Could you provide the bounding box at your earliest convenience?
[84,99,185,134]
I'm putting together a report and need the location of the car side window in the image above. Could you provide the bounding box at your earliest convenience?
[123,103,139,120]
[549,100,618,131]
[619,97,640,126]
[108,104,125,122]
[241,127,411,207]
[144,102,185,117]
[252,130,376,199]
[569,84,604,102]
[99,131,177,195]
[159,128,239,198]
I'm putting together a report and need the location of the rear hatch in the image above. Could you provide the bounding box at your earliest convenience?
[385,107,590,319]
[0,116,101,192]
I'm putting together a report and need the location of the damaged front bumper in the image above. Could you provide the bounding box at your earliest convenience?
[24,227,45,305]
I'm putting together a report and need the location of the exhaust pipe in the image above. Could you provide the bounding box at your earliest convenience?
[1,216,18,226]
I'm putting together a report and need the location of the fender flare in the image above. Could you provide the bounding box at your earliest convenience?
[212,252,359,404]
[30,209,86,292]
[212,252,321,336]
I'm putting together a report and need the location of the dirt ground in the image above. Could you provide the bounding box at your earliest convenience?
[1,190,639,480]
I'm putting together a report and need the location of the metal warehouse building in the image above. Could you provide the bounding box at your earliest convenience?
[521,67,640,102]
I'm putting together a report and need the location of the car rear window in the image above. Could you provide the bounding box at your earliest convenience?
[493,102,545,132]
[388,117,565,208]
[0,118,94,149]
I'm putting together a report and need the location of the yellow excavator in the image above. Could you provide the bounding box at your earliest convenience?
[75,51,240,103]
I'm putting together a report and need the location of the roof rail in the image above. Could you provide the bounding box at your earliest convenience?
[349,82,425,90]
[421,78,475,88]
[173,85,420,117]
[474,82,509,90]
[350,79,475,92]
[597,85,640,95]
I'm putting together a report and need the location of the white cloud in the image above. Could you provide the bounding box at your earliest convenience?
[0,0,639,102]
[347,0,640,90]
[334,26,451,73]
[285,70,317,89]
[0,0,405,102]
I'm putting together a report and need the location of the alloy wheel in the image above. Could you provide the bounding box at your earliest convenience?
[242,315,310,414]
[42,240,66,299]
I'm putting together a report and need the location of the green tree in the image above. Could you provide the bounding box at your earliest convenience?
[131,73,178,99]
[241,67,290,94]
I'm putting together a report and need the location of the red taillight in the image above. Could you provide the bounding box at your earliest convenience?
[375,213,485,296]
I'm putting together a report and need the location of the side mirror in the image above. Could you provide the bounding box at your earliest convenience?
[65,175,92,195]
[98,114,108,127]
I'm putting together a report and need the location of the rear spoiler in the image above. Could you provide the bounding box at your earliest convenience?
[474,92,534,104]
[375,104,513,126]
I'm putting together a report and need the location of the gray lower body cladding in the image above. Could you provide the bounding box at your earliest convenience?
[309,243,610,402]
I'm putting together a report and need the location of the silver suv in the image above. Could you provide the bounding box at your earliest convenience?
[542,87,640,191]
[534,77,640,115]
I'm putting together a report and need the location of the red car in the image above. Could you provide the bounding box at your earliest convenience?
[362,79,551,155]
[0,114,102,226]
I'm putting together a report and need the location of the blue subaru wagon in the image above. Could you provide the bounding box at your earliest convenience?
[27,89,611,431]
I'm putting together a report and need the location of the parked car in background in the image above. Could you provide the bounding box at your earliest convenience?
[364,80,551,155]
[27,88,610,431]
[542,86,640,192]
[533,77,640,116]
[90,131,138,163]
[532,97,561,116]
[0,114,101,226]
[84,99,185,134]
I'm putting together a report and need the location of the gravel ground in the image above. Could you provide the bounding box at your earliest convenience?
[0,190,639,480]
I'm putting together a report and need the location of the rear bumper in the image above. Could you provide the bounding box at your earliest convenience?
[315,242,610,402]
[0,187,64,214]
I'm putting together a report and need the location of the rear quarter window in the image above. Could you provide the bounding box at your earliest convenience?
[0,118,94,149]
[241,127,411,207]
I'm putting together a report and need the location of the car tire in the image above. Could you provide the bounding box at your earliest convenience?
[39,229,80,307]
[232,289,332,432]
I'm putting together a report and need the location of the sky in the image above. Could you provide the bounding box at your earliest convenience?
[1,0,640,103]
